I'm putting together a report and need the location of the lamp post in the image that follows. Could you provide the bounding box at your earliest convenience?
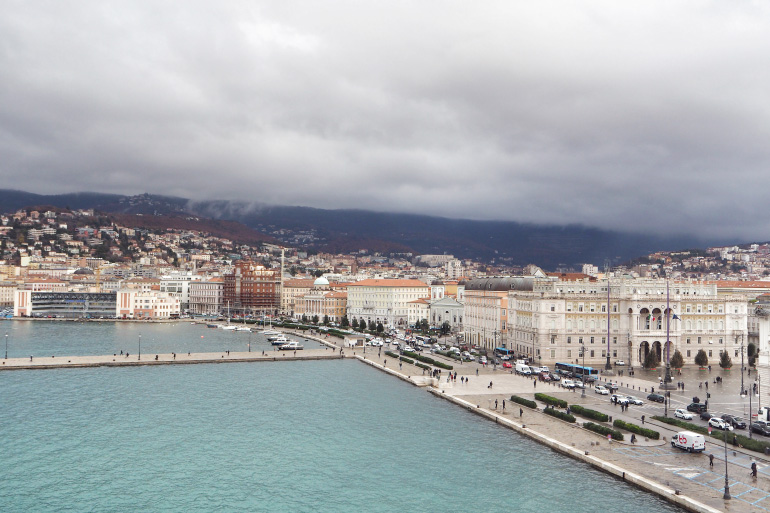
[740,335,745,396]
[723,431,731,500]
[743,389,753,439]
[138,334,141,361]
[662,280,673,389]
[581,340,586,398]
[4,331,7,360]
[605,276,612,370]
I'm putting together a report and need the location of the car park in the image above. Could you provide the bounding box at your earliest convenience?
[686,402,707,413]
[625,396,644,405]
[647,393,665,403]
[721,414,747,429]
[708,417,734,431]
[700,411,714,421]
[675,409,693,420]
[611,394,629,405]
[595,385,609,395]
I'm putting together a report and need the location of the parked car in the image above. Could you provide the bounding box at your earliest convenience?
[538,372,551,381]
[562,379,576,389]
[502,362,512,369]
[611,394,629,405]
[614,360,626,366]
[479,356,488,364]
[708,417,734,431]
[721,414,747,429]
[647,393,665,403]
[606,382,620,392]
[625,396,644,406]
[752,420,770,436]
[595,385,610,395]
[573,381,586,389]
[686,402,707,413]
[700,411,714,421]
[675,409,693,420]
[548,372,561,382]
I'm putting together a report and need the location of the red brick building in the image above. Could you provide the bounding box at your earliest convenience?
[223,261,281,315]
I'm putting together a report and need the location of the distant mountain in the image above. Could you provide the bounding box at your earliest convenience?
[0,189,738,268]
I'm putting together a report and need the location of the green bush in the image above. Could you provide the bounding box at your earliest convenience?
[385,351,399,359]
[613,419,660,440]
[570,405,609,422]
[415,362,431,370]
[534,393,568,408]
[510,395,537,409]
[400,356,414,365]
[584,422,624,441]
[401,351,454,370]
[543,407,575,423]
[651,416,706,434]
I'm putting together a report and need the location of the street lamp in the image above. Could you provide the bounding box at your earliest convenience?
[138,334,141,361]
[4,331,7,360]
[742,389,752,439]
[740,335,745,396]
[723,431,731,500]
[581,340,586,398]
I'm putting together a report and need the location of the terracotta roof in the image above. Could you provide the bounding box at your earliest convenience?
[348,279,429,288]
[408,298,430,304]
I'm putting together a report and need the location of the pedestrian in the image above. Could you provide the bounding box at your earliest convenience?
[489,381,493,389]
[641,415,645,424]
[519,408,523,418]
[399,362,402,370]
[476,368,479,376]
[384,359,387,367]
[566,406,570,415]
[502,400,505,410]
[709,454,714,467]
[631,434,636,444]
[733,435,738,446]
[752,462,758,478]
[495,399,498,409]
[534,380,537,388]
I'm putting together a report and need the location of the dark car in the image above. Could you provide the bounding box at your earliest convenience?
[721,414,747,429]
[687,402,708,413]
[700,411,714,421]
[752,421,770,436]
[647,393,665,403]
[549,373,561,382]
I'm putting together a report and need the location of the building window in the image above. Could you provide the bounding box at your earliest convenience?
[550,305,555,312]
[579,337,583,345]
[686,338,691,344]
[567,337,572,344]
[567,350,572,358]
[708,350,712,357]
[719,338,723,344]
[687,350,691,357]
[550,349,555,358]
[590,337,595,344]
[697,337,701,344]
[612,350,617,357]
[590,350,595,357]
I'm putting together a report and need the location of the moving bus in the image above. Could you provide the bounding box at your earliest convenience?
[554,362,599,381]
[494,347,514,358]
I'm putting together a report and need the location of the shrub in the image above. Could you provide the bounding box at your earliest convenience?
[651,416,706,434]
[719,351,733,369]
[570,404,609,422]
[401,351,455,370]
[613,419,660,440]
[534,393,568,408]
[400,356,414,365]
[584,422,624,441]
[415,362,430,370]
[695,349,708,368]
[385,351,399,359]
[543,407,575,423]
[510,395,537,409]
[669,350,684,369]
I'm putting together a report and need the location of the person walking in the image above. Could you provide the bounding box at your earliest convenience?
[519,408,523,418]
[709,454,714,467]
[641,415,645,424]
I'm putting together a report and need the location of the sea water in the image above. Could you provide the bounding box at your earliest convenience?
[0,323,681,512]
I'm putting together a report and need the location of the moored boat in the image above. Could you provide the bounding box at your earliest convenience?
[278,341,303,350]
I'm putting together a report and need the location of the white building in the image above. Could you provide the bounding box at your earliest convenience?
[188,278,224,316]
[347,279,430,327]
[160,272,201,310]
[116,289,181,319]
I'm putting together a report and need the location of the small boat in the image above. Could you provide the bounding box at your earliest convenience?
[278,341,304,350]
[270,335,290,345]
[206,324,218,328]
[220,325,237,331]
[261,329,281,336]
[267,333,285,341]
[235,326,251,332]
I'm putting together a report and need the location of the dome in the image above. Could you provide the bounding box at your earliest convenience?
[314,276,330,287]
[73,267,94,275]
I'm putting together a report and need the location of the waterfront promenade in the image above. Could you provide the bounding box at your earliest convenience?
[3,327,766,512]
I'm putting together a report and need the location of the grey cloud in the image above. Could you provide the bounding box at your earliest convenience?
[1,1,769,241]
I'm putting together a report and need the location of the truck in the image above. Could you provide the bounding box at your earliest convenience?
[515,362,532,375]
[670,431,706,453]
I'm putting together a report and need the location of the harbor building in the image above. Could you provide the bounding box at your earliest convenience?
[222,261,281,316]
[347,279,429,327]
[14,290,117,318]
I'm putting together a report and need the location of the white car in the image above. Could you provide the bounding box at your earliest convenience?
[562,379,576,389]
[595,385,609,395]
[573,381,586,389]
[611,394,629,405]
[479,356,487,364]
[674,409,693,420]
[625,396,644,406]
[708,417,734,431]
[614,360,626,366]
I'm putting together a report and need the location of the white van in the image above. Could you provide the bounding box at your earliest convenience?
[515,362,532,375]
[671,431,706,453]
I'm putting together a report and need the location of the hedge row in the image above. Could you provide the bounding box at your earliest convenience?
[613,419,660,440]
[402,351,454,370]
[651,416,706,434]
[400,356,414,365]
[534,393,568,408]
[510,395,537,409]
[570,405,609,422]
[584,422,624,441]
[415,362,431,371]
[543,408,576,423]
[385,351,399,359]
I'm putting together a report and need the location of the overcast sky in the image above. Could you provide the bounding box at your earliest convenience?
[1,1,769,239]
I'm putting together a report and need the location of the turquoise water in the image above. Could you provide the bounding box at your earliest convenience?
[0,320,322,357]
[0,324,682,512]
